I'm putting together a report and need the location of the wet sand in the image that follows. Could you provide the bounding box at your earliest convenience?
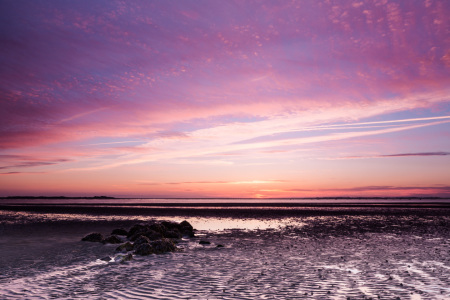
[0,205,449,299]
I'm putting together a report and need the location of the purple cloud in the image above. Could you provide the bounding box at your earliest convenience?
[379,152,450,157]
[343,152,450,159]
[0,155,71,170]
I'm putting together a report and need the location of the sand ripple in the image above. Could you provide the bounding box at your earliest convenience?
[0,213,449,299]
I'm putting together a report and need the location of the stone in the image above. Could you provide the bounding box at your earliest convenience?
[164,229,182,239]
[100,256,112,262]
[129,229,162,241]
[216,244,224,248]
[143,229,162,240]
[103,235,123,244]
[179,220,194,231]
[81,233,104,243]
[151,238,177,254]
[134,243,153,256]
[179,220,195,237]
[116,242,134,252]
[127,224,150,239]
[149,223,167,235]
[133,236,151,249]
[161,221,179,230]
[199,240,211,245]
[118,253,133,263]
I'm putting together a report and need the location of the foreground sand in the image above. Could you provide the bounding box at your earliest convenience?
[0,206,449,299]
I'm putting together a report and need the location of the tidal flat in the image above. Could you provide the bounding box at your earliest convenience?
[0,205,449,299]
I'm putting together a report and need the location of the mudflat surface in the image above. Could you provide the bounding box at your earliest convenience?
[0,207,449,299]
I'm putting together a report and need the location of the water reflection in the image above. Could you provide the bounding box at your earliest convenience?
[0,210,305,231]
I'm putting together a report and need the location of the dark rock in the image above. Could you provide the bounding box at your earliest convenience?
[182,231,195,238]
[116,242,134,252]
[179,220,195,237]
[216,244,224,248]
[103,235,122,244]
[161,221,179,230]
[81,220,194,259]
[151,238,177,254]
[127,224,150,239]
[143,229,162,240]
[129,229,157,241]
[81,233,104,243]
[118,253,133,263]
[133,236,151,249]
[129,227,162,241]
[134,243,153,256]
[199,240,211,245]
[100,256,112,262]
[164,229,182,239]
[149,223,167,235]
[179,220,194,231]
[111,228,128,236]
[128,233,142,241]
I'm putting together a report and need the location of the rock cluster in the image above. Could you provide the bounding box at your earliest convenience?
[81,220,195,260]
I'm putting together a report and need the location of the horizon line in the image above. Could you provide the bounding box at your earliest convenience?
[2,196,449,200]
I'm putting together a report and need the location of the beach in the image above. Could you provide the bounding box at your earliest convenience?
[0,203,449,299]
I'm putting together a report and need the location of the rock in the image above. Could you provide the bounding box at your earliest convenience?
[127,224,150,239]
[128,233,142,241]
[118,253,133,263]
[81,233,104,243]
[143,229,162,240]
[182,230,195,238]
[216,244,224,248]
[129,229,162,241]
[149,223,167,235]
[179,220,194,231]
[199,240,211,245]
[116,242,134,252]
[81,220,194,259]
[111,228,128,236]
[151,238,177,254]
[100,256,112,262]
[179,220,195,237]
[164,229,182,239]
[161,221,179,230]
[133,236,151,249]
[134,243,153,256]
[103,235,122,244]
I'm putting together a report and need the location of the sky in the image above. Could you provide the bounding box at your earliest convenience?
[0,0,449,198]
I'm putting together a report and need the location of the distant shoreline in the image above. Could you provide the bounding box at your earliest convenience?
[1,196,448,200]
[1,196,116,200]
[1,203,450,219]
[1,202,450,207]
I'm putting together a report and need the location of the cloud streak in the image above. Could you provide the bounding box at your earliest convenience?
[290,186,450,193]
[342,152,450,160]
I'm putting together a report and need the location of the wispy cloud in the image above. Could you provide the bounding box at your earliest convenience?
[342,152,450,160]
[0,156,71,170]
[0,172,46,176]
[379,152,450,157]
[85,141,143,146]
[139,180,288,186]
[289,186,450,193]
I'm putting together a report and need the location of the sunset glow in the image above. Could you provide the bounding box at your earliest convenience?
[1,0,449,198]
